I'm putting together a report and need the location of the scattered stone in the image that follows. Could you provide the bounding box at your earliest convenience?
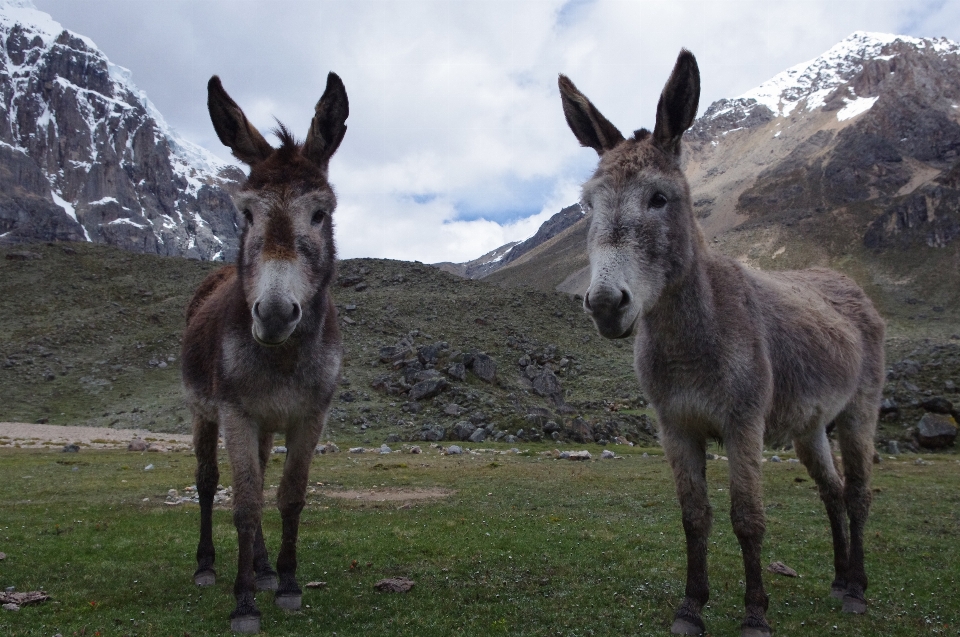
[305,581,327,589]
[767,561,798,577]
[385,433,401,443]
[453,421,477,441]
[770,455,782,463]
[886,440,900,455]
[567,417,595,444]
[418,343,444,365]
[916,413,958,449]
[445,445,463,455]
[468,428,487,443]
[445,362,467,381]
[0,552,5,560]
[408,446,422,454]
[444,403,461,416]
[532,369,561,399]
[564,450,592,461]
[272,446,287,454]
[601,449,616,459]
[504,435,517,443]
[143,463,154,471]
[0,590,49,606]
[61,444,79,453]
[542,420,560,434]
[316,443,340,454]
[920,396,955,415]
[380,444,392,454]
[879,397,898,414]
[408,377,448,401]
[418,424,447,442]
[374,577,415,593]
[349,447,365,454]
[2,604,18,611]
[470,353,497,383]
[127,438,148,451]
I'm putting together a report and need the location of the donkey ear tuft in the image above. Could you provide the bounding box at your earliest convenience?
[652,49,700,158]
[207,75,274,165]
[558,74,624,155]
[302,72,349,170]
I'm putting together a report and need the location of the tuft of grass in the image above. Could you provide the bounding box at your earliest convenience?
[0,447,957,636]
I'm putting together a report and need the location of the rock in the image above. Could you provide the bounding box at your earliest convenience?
[305,581,327,589]
[408,446,422,454]
[567,450,592,461]
[61,444,79,453]
[470,354,497,383]
[444,403,461,416]
[0,552,5,560]
[445,362,467,381]
[338,391,356,403]
[2,603,18,611]
[418,425,447,442]
[379,345,413,364]
[767,561,798,577]
[542,420,560,434]
[879,397,898,414]
[468,428,487,443]
[886,440,900,455]
[920,396,954,414]
[374,577,415,593]
[144,463,154,471]
[316,443,340,454]
[408,377,448,401]
[380,444,392,454]
[946,380,957,393]
[525,364,539,380]
[349,447,365,454]
[532,369,563,401]
[558,451,570,459]
[127,438,148,451]
[567,417,595,444]
[453,421,477,441]
[916,413,958,449]
[272,446,287,454]
[770,455,781,463]
[601,449,616,459]
[469,411,487,425]
[518,354,531,367]
[445,445,463,455]
[402,401,423,414]
[417,343,444,365]
[504,435,517,444]
[385,433,401,443]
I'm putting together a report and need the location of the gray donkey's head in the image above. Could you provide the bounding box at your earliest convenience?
[559,50,701,339]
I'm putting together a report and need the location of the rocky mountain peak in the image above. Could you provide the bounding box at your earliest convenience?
[0,0,241,260]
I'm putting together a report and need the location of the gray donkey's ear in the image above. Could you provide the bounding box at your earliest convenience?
[652,49,700,159]
[207,76,274,165]
[302,72,349,170]
[558,74,625,155]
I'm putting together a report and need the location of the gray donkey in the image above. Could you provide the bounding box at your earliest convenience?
[182,73,347,633]
[559,50,884,636]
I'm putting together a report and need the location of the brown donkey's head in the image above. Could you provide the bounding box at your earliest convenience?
[208,73,348,346]
[559,50,701,339]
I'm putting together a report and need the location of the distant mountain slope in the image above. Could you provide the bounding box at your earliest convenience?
[481,31,960,318]
[0,0,241,260]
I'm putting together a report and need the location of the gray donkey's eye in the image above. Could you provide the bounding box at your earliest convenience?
[649,192,668,209]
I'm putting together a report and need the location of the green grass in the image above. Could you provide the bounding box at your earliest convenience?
[1,446,958,636]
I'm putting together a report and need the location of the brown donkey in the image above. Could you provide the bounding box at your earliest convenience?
[560,51,884,637]
[182,73,347,633]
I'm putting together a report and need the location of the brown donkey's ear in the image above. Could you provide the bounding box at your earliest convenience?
[558,74,624,155]
[207,76,274,165]
[302,72,349,170]
[652,49,700,159]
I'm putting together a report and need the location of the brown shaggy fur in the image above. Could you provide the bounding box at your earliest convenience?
[182,72,348,633]
[560,51,884,636]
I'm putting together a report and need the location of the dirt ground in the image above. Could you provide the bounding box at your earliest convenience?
[0,422,193,450]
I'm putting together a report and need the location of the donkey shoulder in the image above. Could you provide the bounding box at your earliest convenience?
[186,266,238,324]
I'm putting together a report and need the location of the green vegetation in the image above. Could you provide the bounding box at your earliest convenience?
[1,446,957,636]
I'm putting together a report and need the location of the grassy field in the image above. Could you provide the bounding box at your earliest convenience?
[1,445,957,636]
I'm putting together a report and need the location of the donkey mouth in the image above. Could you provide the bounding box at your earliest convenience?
[251,324,295,347]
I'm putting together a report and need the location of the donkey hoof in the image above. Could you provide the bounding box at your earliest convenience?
[275,593,302,610]
[842,594,867,614]
[671,618,704,635]
[830,586,845,600]
[230,615,261,634]
[255,573,278,591]
[194,570,216,587]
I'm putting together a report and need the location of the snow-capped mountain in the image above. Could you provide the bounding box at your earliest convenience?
[486,31,960,317]
[0,0,241,259]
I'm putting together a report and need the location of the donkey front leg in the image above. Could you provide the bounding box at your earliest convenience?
[253,430,279,592]
[273,424,322,610]
[726,430,771,637]
[222,414,266,633]
[193,415,220,586]
[662,430,712,635]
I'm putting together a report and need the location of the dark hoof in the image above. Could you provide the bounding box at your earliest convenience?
[830,586,845,600]
[255,573,278,591]
[275,593,302,610]
[842,594,867,614]
[230,615,261,633]
[194,570,216,587]
[671,618,704,635]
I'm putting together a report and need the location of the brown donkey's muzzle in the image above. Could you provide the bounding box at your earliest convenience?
[584,285,634,340]
[252,296,302,346]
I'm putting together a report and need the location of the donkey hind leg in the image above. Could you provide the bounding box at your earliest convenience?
[835,401,877,614]
[223,419,266,633]
[726,429,771,637]
[193,415,220,587]
[273,424,323,611]
[662,432,712,635]
[253,431,278,592]
[793,427,849,600]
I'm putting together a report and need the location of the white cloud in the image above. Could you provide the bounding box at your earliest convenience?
[32,0,960,262]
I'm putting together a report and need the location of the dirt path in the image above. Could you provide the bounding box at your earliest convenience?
[0,422,193,450]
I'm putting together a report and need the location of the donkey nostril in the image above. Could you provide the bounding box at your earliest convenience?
[253,301,262,319]
[618,290,631,310]
[583,292,593,311]
[290,302,302,322]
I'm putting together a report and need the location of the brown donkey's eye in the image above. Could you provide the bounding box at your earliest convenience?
[242,209,253,225]
[311,209,326,225]
[650,192,668,209]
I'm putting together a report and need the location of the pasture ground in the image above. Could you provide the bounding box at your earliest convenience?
[0,444,957,636]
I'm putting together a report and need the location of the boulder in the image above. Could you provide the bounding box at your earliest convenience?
[418,343,444,365]
[532,369,562,400]
[468,428,487,443]
[470,354,497,383]
[920,396,954,415]
[453,421,477,441]
[916,413,958,449]
[127,438,148,452]
[445,362,466,381]
[418,425,447,442]
[408,378,448,401]
[567,417,595,444]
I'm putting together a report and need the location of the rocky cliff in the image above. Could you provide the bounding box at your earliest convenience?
[0,0,241,260]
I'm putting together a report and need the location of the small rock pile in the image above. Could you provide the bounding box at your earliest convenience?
[165,484,233,506]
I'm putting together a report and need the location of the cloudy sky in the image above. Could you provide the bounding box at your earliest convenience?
[32,0,960,263]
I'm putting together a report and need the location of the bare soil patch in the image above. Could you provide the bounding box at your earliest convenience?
[0,422,193,449]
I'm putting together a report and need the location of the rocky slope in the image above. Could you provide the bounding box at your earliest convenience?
[0,0,241,260]
[484,32,960,322]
